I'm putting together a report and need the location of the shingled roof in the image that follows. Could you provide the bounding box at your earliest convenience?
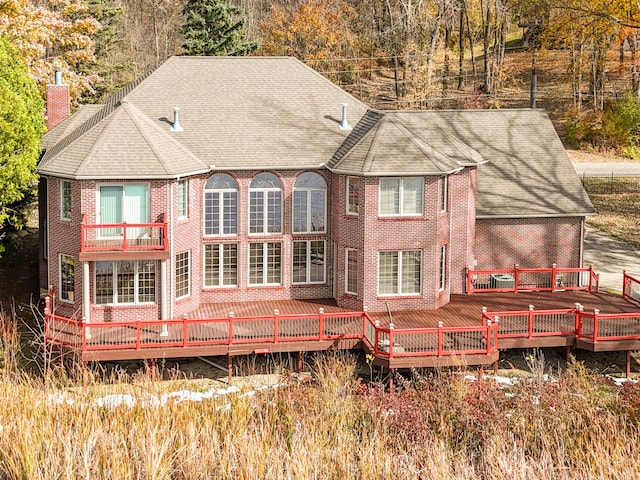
[39,56,368,178]
[38,56,594,218]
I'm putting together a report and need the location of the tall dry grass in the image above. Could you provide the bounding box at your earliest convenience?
[1,307,640,479]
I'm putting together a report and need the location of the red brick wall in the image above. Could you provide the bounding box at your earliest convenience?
[475,217,584,269]
[332,170,476,313]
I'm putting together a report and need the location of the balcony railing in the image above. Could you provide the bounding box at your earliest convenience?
[80,214,168,253]
[466,265,599,294]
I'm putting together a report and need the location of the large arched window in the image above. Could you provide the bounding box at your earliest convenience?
[204,173,238,236]
[249,172,282,234]
[293,172,326,233]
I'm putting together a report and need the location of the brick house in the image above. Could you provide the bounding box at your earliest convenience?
[38,56,595,326]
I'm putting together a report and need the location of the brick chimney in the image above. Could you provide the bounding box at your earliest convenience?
[46,71,70,130]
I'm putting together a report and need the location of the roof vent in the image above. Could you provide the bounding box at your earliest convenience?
[339,103,352,131]
[170,107,183,132]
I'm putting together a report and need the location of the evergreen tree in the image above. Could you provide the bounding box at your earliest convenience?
[0,36,44,229]
[182,0,259,56]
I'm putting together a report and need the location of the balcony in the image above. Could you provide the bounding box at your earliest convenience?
[80,213,168,259]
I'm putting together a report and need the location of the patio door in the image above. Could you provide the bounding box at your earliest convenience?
[99,185,148,238]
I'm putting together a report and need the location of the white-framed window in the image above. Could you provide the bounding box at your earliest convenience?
[378,250,421,295]
[204,173,237,236]
[249,242,282,285]
[178,179,189,218]
[249,173,282,234]
[94,260,156,305]
[345,248,358,295]
[439,245,447,290]
[346,176,361,215]
[204,243,238,287]
[176,251,190,298]
[60,180,71,220]
[293,240,325,284]
[440,175,448,213]
[293,172,326,233]
[59,254,75,302]
[379,177,423,216]
[98,184,149,237]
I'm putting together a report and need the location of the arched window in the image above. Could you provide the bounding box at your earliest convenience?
[204,173,238,236]
[293,172,326,233]
[249,172,282,234]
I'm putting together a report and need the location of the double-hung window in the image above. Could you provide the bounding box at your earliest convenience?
[60,254,75,302]
[440,175,448,213]
[249,242,282,285]
[204,174,237,236]
[293,172,326,233]
[346,177,361,215]
[439,245,447,290]
[250,173,282,234]
[378,250,421,295]
[204,243,238,287]
[293,240,325,284]
[176,251,190,298]
[178,179,189,218]
[60,180,71,220]
[345,248,358,294]
[379,177,423,216]
[95,260,156,304]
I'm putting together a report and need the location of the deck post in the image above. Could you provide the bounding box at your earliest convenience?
[297,351,303,373]
[528,305,534,339]
[593,309,600,342]
[626,351,631,378]
[493,359,498,375]
[228,355,232,384]
[478,365,484,381]
[160,259,168,336]
[565,346,571,362]
[388,368,394,393]
[82,261,91,338]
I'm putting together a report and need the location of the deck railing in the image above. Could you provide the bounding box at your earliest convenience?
[467,265,599,294]
[44,298,499,360]
[577,309,640,342]
[483,307,577,340]
[623,272,640,307]
[361,315,498,359]
[80,213,168,253]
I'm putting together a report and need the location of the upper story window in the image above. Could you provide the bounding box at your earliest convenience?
[99,184,148,238]
[60,180,71,220]
[293,172,326,233]
[379,177,423,216]
[204,173,237,236]
[440,175,448,213]
[250,172,282,234]
[178,179,189,218]
[346,176,361,215]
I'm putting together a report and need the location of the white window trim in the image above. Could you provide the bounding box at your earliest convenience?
[292,188,326,234]
[345,248,358,295]
[440,175,448,213]
[204,243,238,288]
[93,260,157,306]
[292,240,326,285]
[60,180,71,221]
[378,177,424,217]
[346,176,360,216]
[439,245,447,291]
[377,250,422,296]
[96,182,150,229]
[59,253,75,303]
[249,188,282,235]
[176,251,191,299]
[178,179,189,219]
[204,188,238,237]
[248,242,282,286]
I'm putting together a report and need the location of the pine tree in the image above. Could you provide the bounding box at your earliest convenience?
[182,0,259,56]
[0,36,44,228]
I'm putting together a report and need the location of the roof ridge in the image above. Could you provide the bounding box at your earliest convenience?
[361,113,387,173]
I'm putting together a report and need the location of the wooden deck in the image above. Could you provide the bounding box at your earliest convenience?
[45,291,640,369]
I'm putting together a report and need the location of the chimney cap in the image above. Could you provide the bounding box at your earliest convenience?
[54,71,63,85]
